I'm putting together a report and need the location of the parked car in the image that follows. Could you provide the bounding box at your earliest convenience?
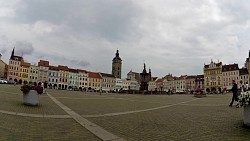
[0,79,7,84]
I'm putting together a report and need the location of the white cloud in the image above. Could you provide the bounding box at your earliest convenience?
[0,0,250,78]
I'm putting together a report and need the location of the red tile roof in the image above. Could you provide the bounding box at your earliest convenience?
[58,65,69,71]
[38,60,49,67]
[77,69,88,73]
[49,66,59,71]
[69,68,78,73]
[20,62,31,67]
[88,72,102,79]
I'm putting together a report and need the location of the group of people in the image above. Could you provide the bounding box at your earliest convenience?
[229,80,248,108]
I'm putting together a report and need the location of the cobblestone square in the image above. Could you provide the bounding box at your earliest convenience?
[0,84,249,141]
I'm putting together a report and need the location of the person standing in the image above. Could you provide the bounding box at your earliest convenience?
[229,80,239,107]
[44,81,48,94]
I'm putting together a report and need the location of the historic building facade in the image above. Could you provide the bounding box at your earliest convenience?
[195,75,204,91]
[7,48,23,82]
[28,65,39,84]
[222,64,239,90]
[100,73,116,92]
[68,68,79,89]
[186,75,196,92]
[48,66,59,88]
[88,72,102,90]
[204,60,222,92]
[19,62,31,84]
[78,69,88,90]
[38,60,49,83]
[239,68,249,86]
[140,64,151,92]
[58,65,69,89]
[112,50,122,79]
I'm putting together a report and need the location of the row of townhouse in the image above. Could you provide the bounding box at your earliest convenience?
[6,48,140,92]
[204,60,249,92]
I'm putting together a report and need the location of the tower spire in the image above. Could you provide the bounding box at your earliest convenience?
[10,47,15,59]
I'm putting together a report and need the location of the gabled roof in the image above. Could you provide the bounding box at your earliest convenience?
[38,60,49,67]
[88,72,102,79]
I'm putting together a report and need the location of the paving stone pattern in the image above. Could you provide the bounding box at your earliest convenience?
[0,84,250,141]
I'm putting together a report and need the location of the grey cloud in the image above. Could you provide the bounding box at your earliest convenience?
[0,48,7,54]
[71,60,90,67]
[14,41,34,56]
[15,0,141,42]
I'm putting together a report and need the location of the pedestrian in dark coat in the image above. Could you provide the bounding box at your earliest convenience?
[229,80,238,107]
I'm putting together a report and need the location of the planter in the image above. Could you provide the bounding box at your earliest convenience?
[23,90,39,106]
[244,105,250,127]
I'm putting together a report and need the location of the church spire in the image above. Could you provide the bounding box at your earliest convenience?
[10,47,15,59]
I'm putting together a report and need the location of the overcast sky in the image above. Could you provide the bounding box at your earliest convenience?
[0,0,250,78]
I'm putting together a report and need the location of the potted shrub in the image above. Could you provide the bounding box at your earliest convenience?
[238,91,250,127]
[20,82,43,106]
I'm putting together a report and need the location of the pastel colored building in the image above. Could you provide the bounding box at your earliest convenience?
[48,66,59,88]
[122,79,139,91]
[19,62,31,84]
[148,77,157,91]
[78,69,88,90]
[115,78,123,91]
[7,48,23,82]
[239,68,249,87]
[204,60,223,92]
[28,65,39,84]
[88,72,102,90]
[58,65,69,89]
[222,64,239,90]
[38,60,49,83]
[68,68,79,89]
[100,73,116,92]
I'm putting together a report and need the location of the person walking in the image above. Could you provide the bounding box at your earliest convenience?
[229,80,238,107]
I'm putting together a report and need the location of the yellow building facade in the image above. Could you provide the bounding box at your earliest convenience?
[19,62,30,84]
[58,65,69,89]
[88,72,102,90]
[204,60,223,92]
[28,65,39,84]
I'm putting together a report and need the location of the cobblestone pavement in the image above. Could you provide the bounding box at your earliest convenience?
[0,84,250,141]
